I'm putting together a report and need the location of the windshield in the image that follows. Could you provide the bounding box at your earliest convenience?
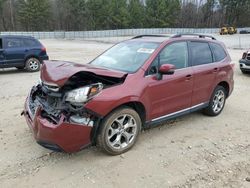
[90,41,160,73]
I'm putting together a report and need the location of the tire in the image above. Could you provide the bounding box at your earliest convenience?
[203,86,227,116]
[97,107,141,155]
[25,57,41,72]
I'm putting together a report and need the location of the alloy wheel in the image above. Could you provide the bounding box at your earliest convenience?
[107,114,137,150]
[212,90,225,113]
[28,58,39,71]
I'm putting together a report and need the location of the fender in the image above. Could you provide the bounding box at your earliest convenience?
[85,94,145,118]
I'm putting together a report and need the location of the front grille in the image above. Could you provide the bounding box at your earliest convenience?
[245,62,250,66]
[29,85,63,124]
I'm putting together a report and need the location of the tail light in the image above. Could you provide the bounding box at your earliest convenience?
[242,52,247,59]
[41,46,46,52]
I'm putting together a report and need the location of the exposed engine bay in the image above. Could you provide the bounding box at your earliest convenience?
[28,71,126,126]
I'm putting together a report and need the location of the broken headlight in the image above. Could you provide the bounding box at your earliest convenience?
[65,83,103,104]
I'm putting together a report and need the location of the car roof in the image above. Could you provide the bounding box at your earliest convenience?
[0,35,35,39]
[129,34,218,44]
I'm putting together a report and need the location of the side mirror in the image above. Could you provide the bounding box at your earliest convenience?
[159,64,175,75]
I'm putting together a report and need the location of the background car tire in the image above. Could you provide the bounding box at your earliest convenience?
[97,107,141,155]
[25,57,41,72]
[203,86,226,116]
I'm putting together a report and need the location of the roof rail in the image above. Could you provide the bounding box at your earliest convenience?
[171,33,216,40]
[132,34,169,39]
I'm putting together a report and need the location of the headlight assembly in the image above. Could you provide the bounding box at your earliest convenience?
[65,83,103,104]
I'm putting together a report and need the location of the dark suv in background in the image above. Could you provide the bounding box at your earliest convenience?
[239,49,250,74]
[0,35,48,72]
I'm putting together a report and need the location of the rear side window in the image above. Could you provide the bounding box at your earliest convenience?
[0,39,2,49]
[190,42,213,66]
[23,39,39,47]
[5,38,23,48]
[210,43,227,62]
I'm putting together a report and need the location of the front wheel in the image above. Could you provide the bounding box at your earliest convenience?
[203,86,226,116]
[97,107,141,155]
[25,57,41,72]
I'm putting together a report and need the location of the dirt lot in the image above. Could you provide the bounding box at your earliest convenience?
[0,35,250,188]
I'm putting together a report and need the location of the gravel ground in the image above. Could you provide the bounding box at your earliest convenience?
[0,35,250,188]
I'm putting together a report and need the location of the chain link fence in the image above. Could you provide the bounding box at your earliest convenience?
[1,28,250,49]
[0,28,230,39]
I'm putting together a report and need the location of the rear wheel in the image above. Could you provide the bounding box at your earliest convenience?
[25,57,41,72]
[203,86,226,116]
[97,107,141,155]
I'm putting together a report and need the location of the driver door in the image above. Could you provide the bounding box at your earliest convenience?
[144,41,194,121]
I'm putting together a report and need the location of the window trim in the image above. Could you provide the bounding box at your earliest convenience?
[145,41,190,76]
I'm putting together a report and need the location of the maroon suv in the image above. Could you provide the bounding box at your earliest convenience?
[22,34,234,155]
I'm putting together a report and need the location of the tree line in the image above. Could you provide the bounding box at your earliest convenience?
[0,0,250,31]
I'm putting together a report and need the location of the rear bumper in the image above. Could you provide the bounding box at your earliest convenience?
[23,96,93,153]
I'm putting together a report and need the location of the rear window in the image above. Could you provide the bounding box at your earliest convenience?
[210,43,227,62]
[190,42,213,66]
[23,38,39,47]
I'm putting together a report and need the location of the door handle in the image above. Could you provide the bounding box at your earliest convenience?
[213,68,219,73]
[185,74,192,81]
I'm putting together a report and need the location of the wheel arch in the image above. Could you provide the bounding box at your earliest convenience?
[104,101,147,126]
[24,55,41,64]
[91,101,146,146]
[217,81,230,97]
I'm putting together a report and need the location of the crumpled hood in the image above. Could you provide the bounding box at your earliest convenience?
[40,60,127,87]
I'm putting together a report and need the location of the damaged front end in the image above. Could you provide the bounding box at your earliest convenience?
[23,65,126,153]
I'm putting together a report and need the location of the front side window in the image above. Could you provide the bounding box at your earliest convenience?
[147,42,188,75]
[159,42,188,69]
[90,41,160,73]
[5,38,22,48]
[190,42,213,66]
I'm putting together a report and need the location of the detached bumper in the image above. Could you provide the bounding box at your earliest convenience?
[23,97,93,153]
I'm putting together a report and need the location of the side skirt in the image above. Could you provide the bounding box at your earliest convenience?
[145,102,209,128]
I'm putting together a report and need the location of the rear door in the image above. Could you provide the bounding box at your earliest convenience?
[3,37,25,65]
[189,41,218,106]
